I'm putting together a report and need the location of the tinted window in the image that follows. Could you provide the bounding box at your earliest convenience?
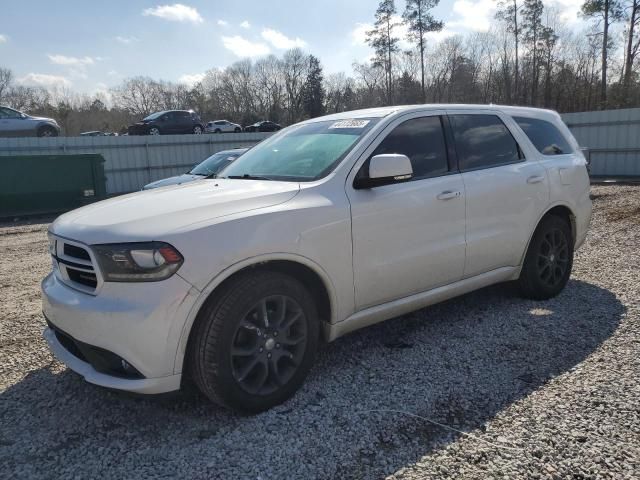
[513,116,573,155]
[369,116,448,179]
[450,114,522,171]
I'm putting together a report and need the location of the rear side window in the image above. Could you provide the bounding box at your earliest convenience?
[450,114,522,171]
[513,116,573,155]
[370,116,449,179]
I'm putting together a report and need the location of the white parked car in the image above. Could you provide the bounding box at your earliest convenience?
[42,104,591,412]
[206,119,242,133]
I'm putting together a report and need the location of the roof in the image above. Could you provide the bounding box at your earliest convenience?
[308,104,560,123]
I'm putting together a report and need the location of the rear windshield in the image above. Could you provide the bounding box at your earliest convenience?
[513,116,573,155]
[219,119,379,181]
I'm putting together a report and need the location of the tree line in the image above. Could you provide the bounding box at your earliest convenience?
[2,0,640,135]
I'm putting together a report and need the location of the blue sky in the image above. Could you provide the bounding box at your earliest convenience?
[0,0,583,94]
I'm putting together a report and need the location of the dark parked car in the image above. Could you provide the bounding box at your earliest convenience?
[243,120,281,132]
[127,110,204,136]
[0,106,60,137]
[142,148,248,190]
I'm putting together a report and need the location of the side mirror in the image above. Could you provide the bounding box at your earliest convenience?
[354,154,413,189]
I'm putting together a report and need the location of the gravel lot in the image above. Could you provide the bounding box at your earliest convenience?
[1,184,639,479]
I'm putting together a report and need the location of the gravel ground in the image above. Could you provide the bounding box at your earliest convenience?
[1,185,639,479]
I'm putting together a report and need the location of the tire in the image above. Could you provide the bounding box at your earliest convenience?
[148,127,161,136]
[234,127,241,133]
[193,125,203,134]
[518,215,573,300]
[189,270,319,413]
[214,129,221,134]
[37,125,58,137]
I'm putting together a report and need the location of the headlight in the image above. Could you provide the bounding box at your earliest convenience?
[92,242,183,282]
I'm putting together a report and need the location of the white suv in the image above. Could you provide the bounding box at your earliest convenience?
[42,105,591,412]
[206,119,242,133]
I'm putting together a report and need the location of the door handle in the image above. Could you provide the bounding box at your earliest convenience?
[527,175,545,184]
[437,190,461,200]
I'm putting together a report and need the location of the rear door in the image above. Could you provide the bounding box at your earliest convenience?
[447,110,549,277]
[0,107,26,137]
[347,111,466,309]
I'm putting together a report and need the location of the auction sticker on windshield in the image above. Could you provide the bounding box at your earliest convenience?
[329,119,370,129]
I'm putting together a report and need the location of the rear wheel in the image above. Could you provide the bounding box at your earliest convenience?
[193,125,203,134]
[190,271,319,412]
[518,215,573,300]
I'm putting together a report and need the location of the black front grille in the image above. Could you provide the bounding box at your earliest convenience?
[47,319,144,379]
[66,268,97,288]
[53,327,87,362]
[64,243,91,261]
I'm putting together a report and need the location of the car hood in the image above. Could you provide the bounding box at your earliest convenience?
[50,179,301,244]
[143,173,204,189]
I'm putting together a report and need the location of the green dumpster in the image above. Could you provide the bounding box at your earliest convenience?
[0,154,107,218]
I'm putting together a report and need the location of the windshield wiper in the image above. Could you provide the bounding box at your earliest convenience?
[224,174,274,181]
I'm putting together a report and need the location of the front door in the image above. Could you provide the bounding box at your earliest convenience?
[347,112,466,310]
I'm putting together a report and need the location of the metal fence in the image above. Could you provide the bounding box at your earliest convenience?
[0,108,639,196]
[0,133,271,194]
[561,108,640,178]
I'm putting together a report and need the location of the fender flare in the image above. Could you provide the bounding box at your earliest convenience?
[517,201,577,271]
[172,252,339,374]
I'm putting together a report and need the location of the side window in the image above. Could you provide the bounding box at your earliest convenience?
[369,116,449,179]
[513,116,573,155]
[450,114,522,171]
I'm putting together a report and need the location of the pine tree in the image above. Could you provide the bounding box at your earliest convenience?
[582,0,624,107]
[367,0,400,105]
[402,0,443,103]
[302,55,325,118]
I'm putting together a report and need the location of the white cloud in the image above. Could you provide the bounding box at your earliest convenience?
[350,16,411,49]
[240,20,251,29]
[0,34,7,44]
[19,73,72,88]
[217,19,228,26]
[222,35,270,57]
[108,70,119,76]
[261,28,306,49]
[548,0,584,24]
[351,23,370,46]
[448,0,496,32]
[178,72,205,85]
[142,4,203,24]
[115,35,139,44]
[47,54,96,66]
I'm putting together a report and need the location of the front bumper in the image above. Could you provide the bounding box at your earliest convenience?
[41,271,200,394]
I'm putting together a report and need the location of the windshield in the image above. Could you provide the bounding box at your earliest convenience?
[190,151,244,176]
[143,111,166,121]
[219,119,378,181]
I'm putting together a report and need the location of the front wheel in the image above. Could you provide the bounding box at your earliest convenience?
[37,125,58,137]
[148,127,161,135]
[234,127,241,133]
[189,271,319,412]
[518,215,573,300]
[193,125,203,134]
